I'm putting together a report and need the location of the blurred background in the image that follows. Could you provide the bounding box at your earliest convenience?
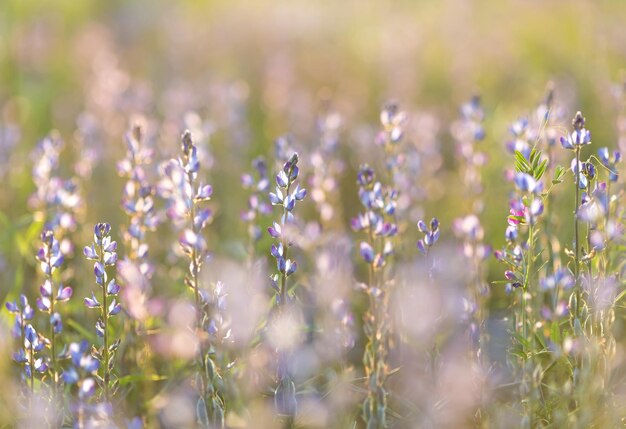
[2,0,625,247]
[1,0,626,426]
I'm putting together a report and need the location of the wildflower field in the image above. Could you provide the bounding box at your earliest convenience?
[2,0,626,428]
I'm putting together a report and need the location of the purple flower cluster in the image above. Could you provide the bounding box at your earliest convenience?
[6,296,47,387]
[6,295,34,341]
[598,147,621,182]
[268,152,306,420]
[62,340,103,427]
[453,215,490,260]
[63,341,100,399]
[117,124,159,278]
[160,131,225,426]
[83,222,120,401]
[353,154,402,428]
[37,229,72,395]
[37,230,72,321]
[30,134,82,255]
[158,131,213,234]
[416,218,440,255]
[506,118,533,159]
[268,152,307,302]
[453,96,487,211]
[241,157,271,247]
[309,112,345,225]
[352,165,397,269]
[377,103,406,174]
[560,112,591,150]
[162,131,214,305]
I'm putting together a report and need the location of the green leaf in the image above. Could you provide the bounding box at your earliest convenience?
[514,150,531,172]
[552,165,565,184]
[535,159,548,180]
[530,148,539,169]
[196,397,210,428]
[550,321,562,345]
[117,373,168,386]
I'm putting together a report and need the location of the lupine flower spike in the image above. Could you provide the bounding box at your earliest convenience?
[161,130,224,427]
[241,157,271,260]
[117,123,159,278]
[37,229,71,414]
[268,152,306,425]
[84,223,121,403]
[352,161,399,429]
[560,112,591,325]
[63,340,100,427]
[6,296,45,393]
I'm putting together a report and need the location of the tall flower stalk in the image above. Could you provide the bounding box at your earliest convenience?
[451,96,489,366]
[560,112,592,326]
[241,156,271,262]
[6,296,45,395]
[352,163,398,429]
[161,130,223,427]
[36,229,72,412]
[117,122,159,421]
[63,341,100,428]
[83,223,121,403]
[30,134,82,255]
[118,123,159,276]
[268,152,307,426]
[496,146,551,425]
[309,111,344,229]
[452,96,486,214]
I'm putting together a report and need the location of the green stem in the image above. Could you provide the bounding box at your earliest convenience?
[100,243,110,403]
[29,341,34,393]
[279,181,292,309]
[48,270,57,403]
[574,147,581,322]
[186,170,211,416]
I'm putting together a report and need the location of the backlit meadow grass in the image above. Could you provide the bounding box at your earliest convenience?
[1,1,626,428]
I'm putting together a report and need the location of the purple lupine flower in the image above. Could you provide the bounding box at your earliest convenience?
[514,172,543,194]
[506,118,532,158]
[560,112,591,149]
[49,311,61,332]
[570,158,589,189]
[359,242,375,263]
[357,165,375,187]
[83,244,98,260]
[416,217,440,255]
[379,103,406,146]
[540,269,575,291]
[578,182,609,224]
[268,220,282,238]
[84,293,100,308]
